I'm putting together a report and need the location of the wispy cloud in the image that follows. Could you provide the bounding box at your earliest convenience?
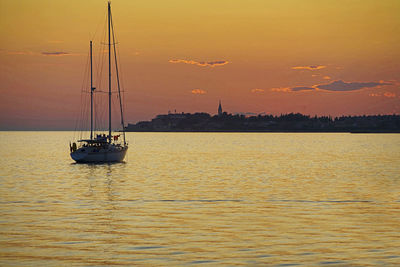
[291,86,315,91]
[41,51,70,56]
[271,86,315,92]
[369,92,397,98]
[271,80,391,93]
[317,80,391,91]
[5,51,34,55]
[251,88,264,93]
[383,92,396,98]
[292,65,326,70]
[169,59,229,67]
[271,87,292,92]
[310,74,331,79]
[3,50,80,57]
[191,89,207,94]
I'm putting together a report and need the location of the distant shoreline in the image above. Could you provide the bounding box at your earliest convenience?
[124,112,400,134]
[123,130,400,134]
[0,130,399,133]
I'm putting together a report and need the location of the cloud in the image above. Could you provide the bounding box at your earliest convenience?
[323,76,331,80]
[191,89,207,94]
[271,87,292,92]
[383,92,396,98]
[4,50,76,57]
[169,59,229,67]
[271,80,392,94]
[291,86,315,91]
[5,51,34,55]
[251,88,264,93]
[41,51,70,56]
[387,79,400,85]
[316,80,391,91]
[369,93,380,97]
[271,86,315,92]
[369,92,396,98]
[292,65,326,70]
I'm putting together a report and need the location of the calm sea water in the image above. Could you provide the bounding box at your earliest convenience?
[0,132,399,266]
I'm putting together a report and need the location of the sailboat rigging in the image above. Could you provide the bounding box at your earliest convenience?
[70,2,128,163]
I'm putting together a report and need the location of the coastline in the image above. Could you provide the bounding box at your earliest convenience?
[123,130,400,133]
[124,112,400,134]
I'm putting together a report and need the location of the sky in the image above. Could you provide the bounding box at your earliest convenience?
[1,0,400,130]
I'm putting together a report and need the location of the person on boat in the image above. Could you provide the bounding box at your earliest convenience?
[71,142,77,152]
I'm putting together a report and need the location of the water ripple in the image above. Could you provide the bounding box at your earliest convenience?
[1,132,399,266]
[128,246,165,250]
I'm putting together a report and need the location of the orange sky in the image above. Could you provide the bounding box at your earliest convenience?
[1,0,400,130]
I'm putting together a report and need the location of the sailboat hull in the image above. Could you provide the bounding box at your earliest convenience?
[71,145,128,163]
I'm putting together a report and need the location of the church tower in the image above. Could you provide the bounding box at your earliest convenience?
[218,100,223,116]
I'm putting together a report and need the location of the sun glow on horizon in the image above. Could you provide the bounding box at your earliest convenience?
[0,0,399,129]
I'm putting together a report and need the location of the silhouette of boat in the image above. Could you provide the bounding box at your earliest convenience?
[70,2,128,163]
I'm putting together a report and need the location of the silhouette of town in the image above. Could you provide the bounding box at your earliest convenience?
[125,101,400,133]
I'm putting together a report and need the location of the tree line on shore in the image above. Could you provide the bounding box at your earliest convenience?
[125,112,400,133]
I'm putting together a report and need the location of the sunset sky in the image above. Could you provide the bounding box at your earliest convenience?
[1,0,399,130]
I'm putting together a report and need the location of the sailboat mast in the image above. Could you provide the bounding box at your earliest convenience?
[90,41,93,140]
[108,1,112,143]
[110,12,126,145]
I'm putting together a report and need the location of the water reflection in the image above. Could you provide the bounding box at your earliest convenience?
[72,162,125,265]
[0,132,399,266]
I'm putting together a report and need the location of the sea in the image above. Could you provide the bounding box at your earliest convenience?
[0,132,399,266]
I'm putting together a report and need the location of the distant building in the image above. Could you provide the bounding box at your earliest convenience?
[218,100,223,116]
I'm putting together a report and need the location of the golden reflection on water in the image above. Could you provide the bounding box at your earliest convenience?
[0,132,399,266]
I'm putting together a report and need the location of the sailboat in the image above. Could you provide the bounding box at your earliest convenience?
[70,2,128,163]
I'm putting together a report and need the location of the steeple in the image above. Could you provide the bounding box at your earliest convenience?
[218,100,223,116]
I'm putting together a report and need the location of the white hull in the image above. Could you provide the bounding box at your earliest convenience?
[71,145,128,163]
